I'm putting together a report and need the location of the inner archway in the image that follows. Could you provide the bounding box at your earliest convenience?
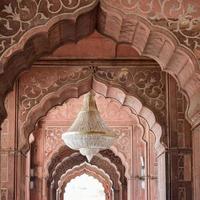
[27,89,162,200]
[63,173,105,200]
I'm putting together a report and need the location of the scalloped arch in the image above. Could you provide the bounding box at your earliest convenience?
[45,150,121,200]
[58,162,113,199]
[98,2,200,125]
[0,1,199,128]
[20,78,165,158]
[50,152,122,191]
[42,92,151,178]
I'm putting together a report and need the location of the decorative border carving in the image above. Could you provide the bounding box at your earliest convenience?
[98,1,200,126]
[0,0,98,58]
[95,67,166,121]
[0,153,8,182]
[101,0,200,53]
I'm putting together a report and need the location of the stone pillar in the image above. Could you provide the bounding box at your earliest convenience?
[50,183,54,200]
[25,151,30,200]
[193,125,200,200]
[127,178,134,200]
[114,189,120,200]
[15,151,27,200]
[42,177,48,200]
[157,152,166,200]
[0,128,1,199]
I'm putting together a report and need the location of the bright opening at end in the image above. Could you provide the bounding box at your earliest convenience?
[64,173,106,200]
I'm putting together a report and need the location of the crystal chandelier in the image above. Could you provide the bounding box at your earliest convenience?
[62,91,117,161]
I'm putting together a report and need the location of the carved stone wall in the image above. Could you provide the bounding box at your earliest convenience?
[0,0,98,57]
[19,66,166,124]
[166,75,192,199]
[16,59,191,198]
[0,90,17,200]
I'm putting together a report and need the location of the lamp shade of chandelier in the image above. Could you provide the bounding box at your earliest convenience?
[62,91,117,162]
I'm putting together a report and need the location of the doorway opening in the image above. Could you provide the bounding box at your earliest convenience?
[63,173,106,200]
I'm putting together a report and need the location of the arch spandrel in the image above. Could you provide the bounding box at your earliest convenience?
[1,0,200,60]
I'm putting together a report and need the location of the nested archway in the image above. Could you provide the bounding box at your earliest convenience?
[20,78,164,156]
[27,82,164,200]
[58,163,113,200]
[0,0,199,128]
[46,150,125,200]
[0,1,197,199]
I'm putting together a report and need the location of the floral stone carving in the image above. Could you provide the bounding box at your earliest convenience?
[0,0,97,56]
[19,67,166,124]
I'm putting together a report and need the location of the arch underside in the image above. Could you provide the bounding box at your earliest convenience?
[0,0,199,128]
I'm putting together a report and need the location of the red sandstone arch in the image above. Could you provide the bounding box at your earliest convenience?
[58,163,113,200]
[0,1,199,129]
[50,153,121,189]
[33,80,165,199]
[98,2,200,126]
[40,92,151,178]
[48,152,124,200]
[46,149,126,188]
[21,78,164,158]
[58,162,112,189]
